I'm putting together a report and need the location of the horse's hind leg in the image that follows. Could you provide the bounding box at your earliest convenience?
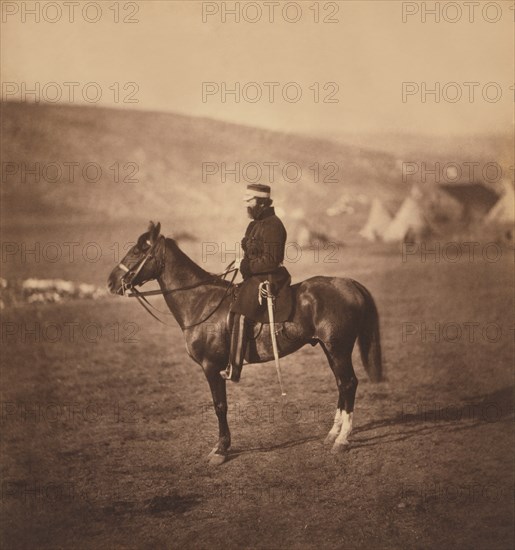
[321,343,358,453]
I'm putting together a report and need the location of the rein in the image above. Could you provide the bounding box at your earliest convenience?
[128,268,236,297]
[127,259,239,329]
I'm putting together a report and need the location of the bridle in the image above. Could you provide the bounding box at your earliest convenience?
[118,236,165,296]
[117,236,238,329]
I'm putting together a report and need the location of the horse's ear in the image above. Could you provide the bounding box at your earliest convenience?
[149,221,161,244]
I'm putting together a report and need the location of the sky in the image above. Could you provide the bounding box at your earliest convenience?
[1,0,513,138]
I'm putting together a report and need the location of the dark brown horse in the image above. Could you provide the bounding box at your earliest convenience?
[107,222,383,465]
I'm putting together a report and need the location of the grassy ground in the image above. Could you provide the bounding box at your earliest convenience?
[1,249,513,549]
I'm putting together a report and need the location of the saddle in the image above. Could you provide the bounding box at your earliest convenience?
[229,266,294,324]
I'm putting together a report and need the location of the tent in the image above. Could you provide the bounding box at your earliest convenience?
[359,198,393,241]
[383,194,430,243]
[439,182,499,223]
[283,208,334,248]
[485,180,515,225]
[289,220,334,249]
[293,221,313,248]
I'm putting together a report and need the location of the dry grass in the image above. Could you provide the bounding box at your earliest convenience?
[1,251,513,549]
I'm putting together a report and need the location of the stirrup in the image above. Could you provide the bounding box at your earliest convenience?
[220,364,240,383]
[220,364,232,380]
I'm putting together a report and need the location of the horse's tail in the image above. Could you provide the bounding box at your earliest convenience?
[352,280,384,383]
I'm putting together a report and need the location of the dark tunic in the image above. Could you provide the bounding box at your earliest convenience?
[231,206,292,323]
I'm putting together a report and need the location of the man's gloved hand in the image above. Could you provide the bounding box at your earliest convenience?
[234,258,241,269]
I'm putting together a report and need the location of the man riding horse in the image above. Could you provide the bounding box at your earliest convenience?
[108,208,383,464]
[221,183,291,382]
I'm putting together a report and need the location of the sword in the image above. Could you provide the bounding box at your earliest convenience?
[260,281,286,397]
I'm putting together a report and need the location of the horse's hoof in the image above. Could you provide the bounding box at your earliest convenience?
[324,433,338,445]
[331,441,350,454]
[208,445,228,465]
[208,452,228,466]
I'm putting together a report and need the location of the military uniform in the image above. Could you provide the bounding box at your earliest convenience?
[221,184,291,383]
[232,206,291,323]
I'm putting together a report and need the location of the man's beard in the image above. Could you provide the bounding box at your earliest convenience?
[247,204,262,219]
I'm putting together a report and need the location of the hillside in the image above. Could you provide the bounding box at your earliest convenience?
[1,102,512,287]
[1,102,404,243]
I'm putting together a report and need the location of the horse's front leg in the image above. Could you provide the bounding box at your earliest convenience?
[204,362,231,466]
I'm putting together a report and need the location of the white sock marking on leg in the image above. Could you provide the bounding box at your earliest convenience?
[327,409,343,438]
[335,411,353,446]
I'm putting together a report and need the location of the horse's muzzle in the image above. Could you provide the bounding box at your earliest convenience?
[107,272,125,296]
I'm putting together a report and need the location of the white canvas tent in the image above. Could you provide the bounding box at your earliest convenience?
[293,221,313,248]
[485,180,515,225]
[359,198,393,241]
[290,221,335,248]
[383,194,430,243]
[283,208,312,248]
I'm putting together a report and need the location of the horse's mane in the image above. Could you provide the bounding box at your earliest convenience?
[164,237,208,276]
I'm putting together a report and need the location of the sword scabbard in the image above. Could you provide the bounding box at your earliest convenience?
[264,281,286,396]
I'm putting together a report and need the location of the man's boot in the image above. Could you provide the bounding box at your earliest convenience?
[221,313,247,382]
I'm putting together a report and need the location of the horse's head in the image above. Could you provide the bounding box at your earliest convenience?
[107,221,163,295]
